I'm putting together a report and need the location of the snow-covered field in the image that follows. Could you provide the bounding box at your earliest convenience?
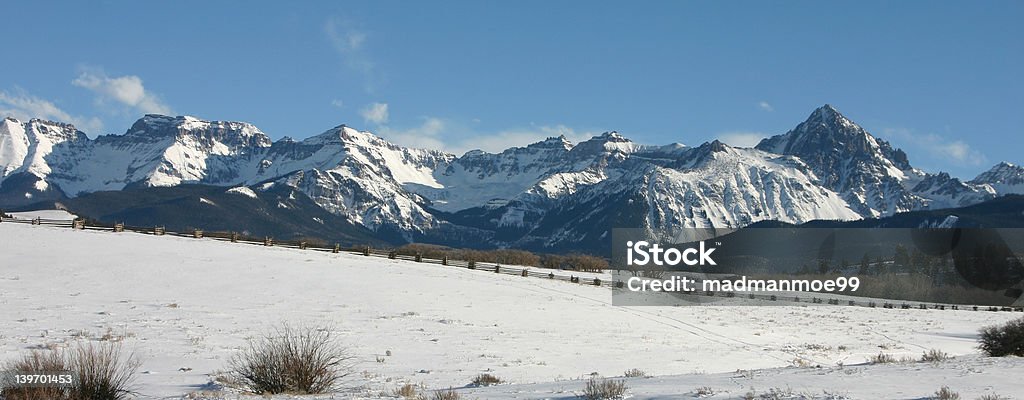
[1,218,1022,399]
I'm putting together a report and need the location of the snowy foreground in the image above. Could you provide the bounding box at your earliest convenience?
[1,218,1023,399]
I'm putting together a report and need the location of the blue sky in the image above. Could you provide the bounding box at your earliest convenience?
[0,1,1020,178]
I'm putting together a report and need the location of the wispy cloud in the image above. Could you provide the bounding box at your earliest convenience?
[0,88,103,132]
[325,18,381,92]
[757,101,774,112]
[359,102,389,125]
[716,131,765,147]
[376,117,447,150]
[72,70,172,115]
[330,99,345,108]
[883,127,986,166]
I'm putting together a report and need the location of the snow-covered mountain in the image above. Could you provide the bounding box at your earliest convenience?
[0,105,1019,251]
[970,162,1024,195]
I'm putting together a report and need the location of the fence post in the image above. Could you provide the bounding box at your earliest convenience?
[389,251,397,260]
[467,260,475,269]
[363,246,370,256]
[442,256,448,266]
[299,241,307,250]
[415,253,423,262]
[193,229,203,239]
[494,264,501,273]
[521,269,528,277]
[333,244,340,254]
[594,278,602,286]
[114,223,124,232]
[264,237,273,246]
[231,232,239,243]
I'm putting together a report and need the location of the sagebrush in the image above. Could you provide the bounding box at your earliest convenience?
[470,373,503,387]
[229,324,353,394]
[978,316,1024,357]
[582,377,627,400]
[1,342,139,400]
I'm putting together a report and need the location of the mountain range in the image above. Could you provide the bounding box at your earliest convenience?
[2,105,1022,253]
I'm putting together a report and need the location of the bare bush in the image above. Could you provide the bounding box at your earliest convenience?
[69,342,140,400]
[1,342,139,400]
[229,324,353,394]
[869,352,896,364]
[921,349,951,362]
[582,377,627,400]
[978,316,1024,357]
[431,387,461,400]
[976,394,1009,400]
[2,350,69,400]
[470,373,503,387]
[623,368,647,378]
[393,383,419,398]
[934,386,960,400]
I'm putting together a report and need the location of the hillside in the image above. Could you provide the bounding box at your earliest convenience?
[1,218,1022,399]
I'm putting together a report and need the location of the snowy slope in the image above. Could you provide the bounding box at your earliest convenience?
[2,223,1022,399]
[971,162,1024,195]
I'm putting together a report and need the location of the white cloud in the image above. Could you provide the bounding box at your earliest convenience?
[758,101,774,112]
[72,71,172,115]
[325,18,380,92]
[0,89,103,132]
[883,128,986,166]
[331,99,345,108]
[360,102,389,125]
[716,131,765,147]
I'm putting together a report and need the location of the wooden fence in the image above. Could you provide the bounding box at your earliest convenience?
[2,214,1022,313]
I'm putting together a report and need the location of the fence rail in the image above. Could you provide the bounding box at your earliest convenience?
[2,214,1021,313]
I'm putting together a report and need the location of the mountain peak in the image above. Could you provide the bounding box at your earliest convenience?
[527,135,574,150]
[598,131,626,140]
[123,114,272,148]
[756,105,904,168]
[972,161,1024,187]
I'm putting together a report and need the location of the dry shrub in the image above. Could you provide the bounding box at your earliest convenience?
[978,316,1024,357]
[934,386,960,400]
[623,368,647,378]
[69,342,140,400]
[431,387,461,400]
[393,383,419,398]
[869,352,896,364]
[470,373,503,387]
[921,349,951,362]
[229,324,353,394]
[1,349,68,400]
[583,377,627,400]
[1,342,139,400]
